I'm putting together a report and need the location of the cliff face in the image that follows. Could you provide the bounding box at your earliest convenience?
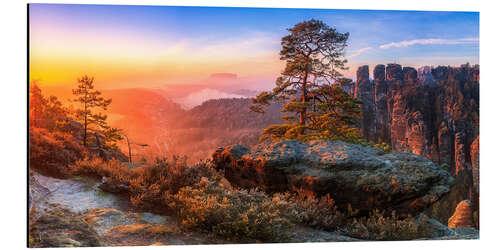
[354,63,479,178]
[353,63,479,225]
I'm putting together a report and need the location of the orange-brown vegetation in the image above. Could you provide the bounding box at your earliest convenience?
[29,127,87,178]
[68,157,439,242]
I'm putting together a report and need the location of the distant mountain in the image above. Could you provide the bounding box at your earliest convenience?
[96,88,284,163]
[174,98,282,130]
[165,98,283,162]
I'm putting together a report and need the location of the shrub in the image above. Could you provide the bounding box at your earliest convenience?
[275,191,359,231]
[29,127,87,178]
[344,210,434,241]
[70,157,130,181]
[68,156,438,242]
[70,156,219,213]
[165,178,293,243]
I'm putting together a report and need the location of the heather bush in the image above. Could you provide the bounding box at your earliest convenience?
[70,156,219,213]
[276,191,359,231]
[344,210,434,240]
[165,178,293,243]
[29,127,87,178]
[70,157,130,180]
[68,156,438,242]
[127,158,219,212]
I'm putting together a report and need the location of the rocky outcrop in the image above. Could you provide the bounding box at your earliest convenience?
[352,64,479,222]
[403,67,418,85]
[353,63,479,177]
[354,65,376,141]
[213,140,454,217]
[374,64,390,141]
[448,200,475,228]
[417,66,435,85]
[29,206,102,247]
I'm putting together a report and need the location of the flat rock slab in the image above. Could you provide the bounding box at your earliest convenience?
[213,140,454,216]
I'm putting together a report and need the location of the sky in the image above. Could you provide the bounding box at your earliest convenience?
[29,4,479,90]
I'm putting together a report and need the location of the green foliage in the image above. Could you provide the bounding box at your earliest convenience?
[250,19,364,145]
[440,163,449,171]
[375,142,392,152]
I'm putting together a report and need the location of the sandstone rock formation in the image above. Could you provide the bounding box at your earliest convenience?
[352,63,479,224]
[354,65,376,141]
[448,200,475,228]
[213,140,454,217]
[353,63,479,177]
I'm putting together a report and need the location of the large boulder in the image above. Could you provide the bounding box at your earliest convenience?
[213,140,454,216]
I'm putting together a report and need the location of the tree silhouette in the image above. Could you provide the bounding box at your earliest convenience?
[72,75,118,147]
[29,82,47,128]
[251,19,362,142]
[30,81,69,130]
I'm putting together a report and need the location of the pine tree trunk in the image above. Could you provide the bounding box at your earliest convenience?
[83,115,87,147]
[83,87,88,147]
[300,69,309,126]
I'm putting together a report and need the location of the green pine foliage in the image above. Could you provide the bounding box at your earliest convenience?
[250,19,365,145]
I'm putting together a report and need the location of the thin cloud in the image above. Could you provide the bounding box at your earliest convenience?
[347,47,373,58]
[379,37,479,49]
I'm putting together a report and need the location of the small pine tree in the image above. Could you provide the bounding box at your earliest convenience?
[72,75,121,147]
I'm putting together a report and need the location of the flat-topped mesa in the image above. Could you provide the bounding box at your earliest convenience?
[212,140,455,217]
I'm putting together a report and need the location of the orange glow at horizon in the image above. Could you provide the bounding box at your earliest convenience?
[29,18,285,89]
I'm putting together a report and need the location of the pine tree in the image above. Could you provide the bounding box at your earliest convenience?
[72,75,119,147]
[250,19,363,143]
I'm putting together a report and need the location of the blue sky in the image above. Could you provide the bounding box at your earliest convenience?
[30,4,479,87]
